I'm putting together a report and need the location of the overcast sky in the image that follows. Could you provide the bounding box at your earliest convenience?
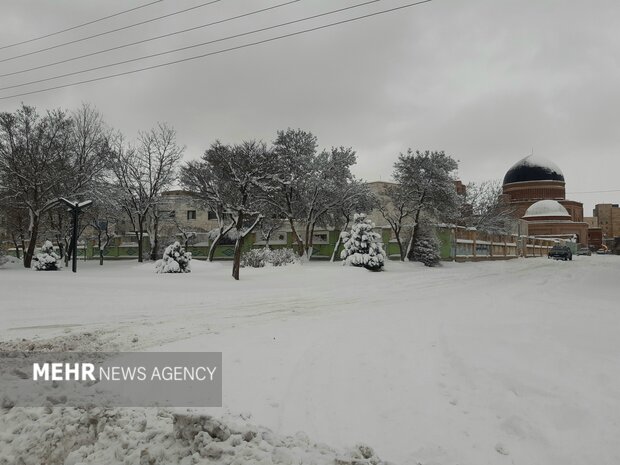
[1,0,619,214]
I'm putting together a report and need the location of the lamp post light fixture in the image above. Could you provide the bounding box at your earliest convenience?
[58,198,93,273]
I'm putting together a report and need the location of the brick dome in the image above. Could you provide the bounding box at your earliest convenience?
[503,155,565,184]
[523,200,571,220]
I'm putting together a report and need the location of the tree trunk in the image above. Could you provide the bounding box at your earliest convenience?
[149,215,160,261]
[208,222,234,262]
[288,218,305,257]
[208,233,221,262]
[136,220,144,262]
[306,222,317,259]
[330,219,350,262]
[56,237,64,260]
[406,209,422,261]
[150,236,159,261]
[395,234,405,261]
[65,236,74,267]
[11,234,20,259]
[98,233,104,265]
[63,237,71,267]
[23,215,39,268]
[232,212,245,281]
[263,229,273,249]
[232,235,245,281]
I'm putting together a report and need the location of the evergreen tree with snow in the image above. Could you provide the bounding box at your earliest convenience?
[340,213,385,271]
[32,240,60,271]
[411,227,441,267]
[155,241,192,273]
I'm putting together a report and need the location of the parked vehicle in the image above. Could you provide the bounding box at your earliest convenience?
[548,245,572,261]
[576,248,592,256]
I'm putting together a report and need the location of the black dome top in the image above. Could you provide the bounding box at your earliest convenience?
[503,155,565,185]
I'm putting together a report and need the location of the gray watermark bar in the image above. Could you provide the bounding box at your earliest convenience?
[0,352,222,407]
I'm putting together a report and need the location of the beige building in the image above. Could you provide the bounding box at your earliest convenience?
[593,203,620,240]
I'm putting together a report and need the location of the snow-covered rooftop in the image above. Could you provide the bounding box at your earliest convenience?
[503,155,565,184]
[523,199,571,218]
[515,155,563,174]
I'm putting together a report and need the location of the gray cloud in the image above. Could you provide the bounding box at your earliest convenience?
[1,0,618,213]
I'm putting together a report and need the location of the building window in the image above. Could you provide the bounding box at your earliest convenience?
[312,232,329,244]
[208,211,217,220]
[187,210,196,220]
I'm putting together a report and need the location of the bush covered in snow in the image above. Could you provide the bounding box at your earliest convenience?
[340,213,385,271]
[412,238,441,267]
[155,241,192,273]
[411,231,441,267]
[241,247,298,268]
[32,240,60,271]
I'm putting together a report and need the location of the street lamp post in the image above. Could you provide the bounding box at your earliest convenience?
[59,198,93,273]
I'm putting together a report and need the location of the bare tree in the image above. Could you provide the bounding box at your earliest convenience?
[391,150,460,260]
[181,153,236,262]
[267,128,365,259]
[297,147,363,258]
[268,128,317,256]
[200,140,274,280]
[377,183,417,261]
[0,106,72,267]
[1,205,29,259]
[461,179,517,233]
[257,205,285,249]
[329,181,375,262]
[83,185,122,265]
[0,104,113,267]
[111,123,184,262]
[166,210,197,249]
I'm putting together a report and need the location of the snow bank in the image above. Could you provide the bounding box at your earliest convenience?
[0,407,391,465]
[0,331,392,465]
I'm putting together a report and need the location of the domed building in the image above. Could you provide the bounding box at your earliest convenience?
[523,200,571,220]
[502,155,589,246]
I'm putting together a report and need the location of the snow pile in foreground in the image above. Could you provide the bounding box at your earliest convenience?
[0,407,391,465]
[0,333,392,465]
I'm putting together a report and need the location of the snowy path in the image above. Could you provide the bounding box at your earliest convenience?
[1,256,619,464]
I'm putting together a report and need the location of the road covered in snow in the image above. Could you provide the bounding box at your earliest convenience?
[0,255,619,464]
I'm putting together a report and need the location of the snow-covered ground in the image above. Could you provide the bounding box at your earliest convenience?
[0,255,619,464]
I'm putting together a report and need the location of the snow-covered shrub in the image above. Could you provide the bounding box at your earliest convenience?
[32,241,61,271]
[155,241,192,273]
[269,248,298,266]
[241,248,267,268]
[340,213,385,271]
[411,234,441,267]
[241,247,298,268]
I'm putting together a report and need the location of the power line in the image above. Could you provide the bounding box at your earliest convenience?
[0,0,223,64]
[0,0,302,79]
[0,0,383,92]
[567,189,620,194]
[0,0,164,51]
[0,0,432,101]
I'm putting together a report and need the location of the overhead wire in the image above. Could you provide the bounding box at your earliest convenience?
[0,0,432,101]
[0,0,163,50]
[0,0,384,92]
[0,0,302,79]
[0,0,223,63]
